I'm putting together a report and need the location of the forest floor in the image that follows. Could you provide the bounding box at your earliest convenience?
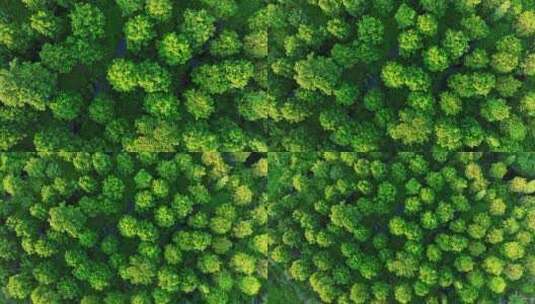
[265,262,321,304]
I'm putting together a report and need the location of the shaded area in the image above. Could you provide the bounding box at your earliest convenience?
[265,262,321,304]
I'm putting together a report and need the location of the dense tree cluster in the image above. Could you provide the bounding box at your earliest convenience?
[1,1,534,151]
[2,1,535,302]
[0,152,267,303]
[269,152,535,303]
[0,0,267,151]
[268,0,535,151]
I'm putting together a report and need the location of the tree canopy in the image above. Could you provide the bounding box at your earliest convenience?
[0,0,533,151]
[268,152,535,303]
[266,0,535,151]
[0,152,267,303]
[0,0,267,152]
[0,0,534,301]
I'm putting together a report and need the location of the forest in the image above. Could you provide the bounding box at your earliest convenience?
[1,152,533,303]
[0,152,268,303]
[269,152,535,303]
[1,0,535,303]
[0,0,533,151]
[1,0,267,151]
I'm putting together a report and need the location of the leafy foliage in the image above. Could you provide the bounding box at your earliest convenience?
[0,0,266,151]
[0,0,533,151]
[0,152,267,303]
[267,0,535,151]
[269,152,535,303]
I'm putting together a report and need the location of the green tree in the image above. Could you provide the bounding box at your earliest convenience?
[49,204,87,238]
[326,18,351,40]
[181,9,216,48]
[350,283,369,303]
[503,242,525,260]
[137,61,171,93]
[439,92,462,116]
[389,109,432,145]
[382,62,405,88]
[157,267,180,292]
[39,43,76,74]
[238,91,278,121]
[294,55,342,95]
[0,21,31,51]
[89,95,115,124]
[66,36,104,65]
[210,30,242,57]
[522,53,535,76]
[49,91,84,121]
[424,46,449,72]
[103,175,125,200]
[395,4,416,29]
[184,89,214,120]
[30,286,61,304]
[239,276,261,296]
[158,32,192,66]
[357,16,384,45]
[484,256,504,275]
[116,0,144,15]
[30,10,61,38]
[124,15,155,50]
[107,59,139,92]
[244,31,267,58]
[417,14,438,36]
[223,60,255,89]
[442,30,469,60]
[399,30,423,57]
[70,3,105,40]
[231,252,256,275]
[394,284,412,303]
[516,10,535,37]
[488,276,506,294]
[334,83,359,106]
[192,64,229,95]
[461,15,489,39]
[6,274,34,300]
[144,93,179,119]
[197,254,221,274]
[146,0,173,21]
[492,52,519,74]
[200,0,238,19]
[448,72,495,98]
[465,48,489,69]
[481,98,510,122]
[0,61,57,110]
[118,215,139,238]
[520,92,535,117]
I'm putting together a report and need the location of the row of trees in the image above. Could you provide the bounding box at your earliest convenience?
[0,152,267,303]
[269,152,535,303]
